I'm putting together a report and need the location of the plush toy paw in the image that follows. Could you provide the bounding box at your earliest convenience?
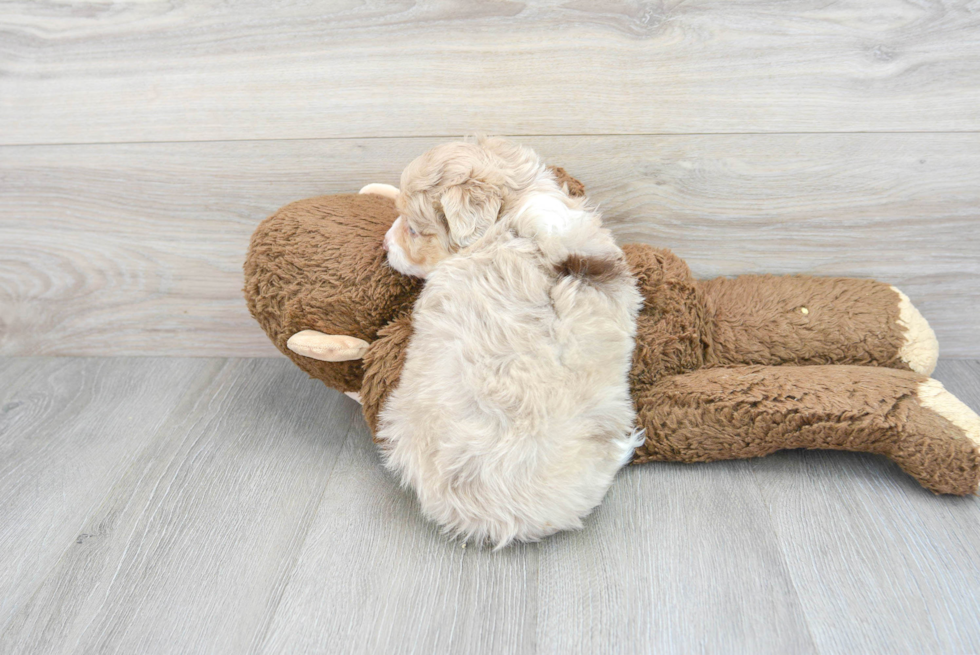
[286,330,370,362]
[891,287,940,375]
[918,379,980,450]
[915,378,980,495]
[358,183,400,200]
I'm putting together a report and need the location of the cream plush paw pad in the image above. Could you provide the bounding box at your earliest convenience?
[891,287,939,376]
[358,183,400,200]
[918,378,980,448]
[286,330,370,362]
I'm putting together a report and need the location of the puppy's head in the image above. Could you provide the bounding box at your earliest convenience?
[384,138,542,277]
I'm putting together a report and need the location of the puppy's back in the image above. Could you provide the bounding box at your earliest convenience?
[377,233,642,546]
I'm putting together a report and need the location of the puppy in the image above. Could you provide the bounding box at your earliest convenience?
[379,137,642,547]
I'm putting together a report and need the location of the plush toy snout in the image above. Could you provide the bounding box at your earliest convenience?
[281,184,406,366]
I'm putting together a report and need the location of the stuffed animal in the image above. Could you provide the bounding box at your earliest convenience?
[244,169,980,497]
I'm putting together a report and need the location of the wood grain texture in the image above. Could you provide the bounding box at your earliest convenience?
[2,0,980,144]
[260,418,818,655]
[258,416,542,655]
[0,358,360,655]
[217,369,817,655]
[2,357,978,654]
[0,357,220,631]
[2,134,978,357]
[534,462,817,654]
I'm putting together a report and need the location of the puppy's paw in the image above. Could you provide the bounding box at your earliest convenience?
[891,287,939,375]
[358,183,400,200]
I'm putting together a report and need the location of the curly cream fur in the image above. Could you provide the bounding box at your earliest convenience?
[378,138,642,546]
[385,137,596,278]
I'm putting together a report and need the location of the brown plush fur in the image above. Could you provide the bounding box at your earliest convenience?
[702,274,907,369]
[244,193,420,393]
[244,172,979,496]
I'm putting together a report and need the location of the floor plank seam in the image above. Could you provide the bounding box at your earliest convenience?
[248,405,360,655]
[66,360,231,650]
[747,473,822,655]
[0,358,228,647]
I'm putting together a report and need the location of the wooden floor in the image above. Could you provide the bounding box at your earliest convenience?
[0,356,977,654]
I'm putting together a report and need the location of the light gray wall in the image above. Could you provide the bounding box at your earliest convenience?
[1,2,978,356]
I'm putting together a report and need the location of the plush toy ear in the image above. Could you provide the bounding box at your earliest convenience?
[358,183,400,200]
[439,179,502,248]
[287,330,370,362]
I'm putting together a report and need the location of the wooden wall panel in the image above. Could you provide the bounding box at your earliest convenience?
[2,134,977,356]
[2,1,980,144]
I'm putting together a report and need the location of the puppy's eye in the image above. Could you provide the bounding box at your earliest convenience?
[408,225,417,236]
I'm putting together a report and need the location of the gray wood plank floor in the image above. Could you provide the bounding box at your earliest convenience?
[1,356,978,655]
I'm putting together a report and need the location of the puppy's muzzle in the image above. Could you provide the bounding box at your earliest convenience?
[383,216,403,252]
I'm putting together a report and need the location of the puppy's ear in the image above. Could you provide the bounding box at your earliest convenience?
[439,179,502,248]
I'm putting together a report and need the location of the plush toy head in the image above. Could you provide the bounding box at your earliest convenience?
[243,193,422,394]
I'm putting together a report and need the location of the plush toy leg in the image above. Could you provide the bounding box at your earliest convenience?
[699,276,938,375]
[632,365,980,495]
